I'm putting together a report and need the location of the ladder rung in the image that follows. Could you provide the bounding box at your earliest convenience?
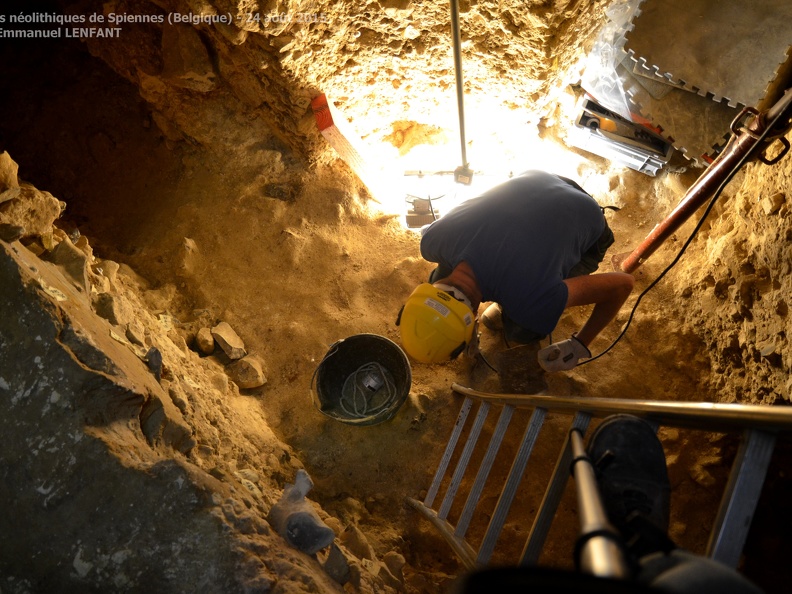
[425,397,474,508]
[439,402,491,519]
[456,404,516,538]
[476,407,547,565]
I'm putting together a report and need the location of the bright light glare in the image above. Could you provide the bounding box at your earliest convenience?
[361,96,595,224]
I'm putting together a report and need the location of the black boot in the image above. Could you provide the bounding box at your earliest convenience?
[587,414,676,560]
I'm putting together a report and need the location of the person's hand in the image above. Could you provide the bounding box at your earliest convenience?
[537,336,591,372]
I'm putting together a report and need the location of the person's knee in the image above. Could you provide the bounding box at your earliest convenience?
[624,272,636,289]
[641,551,765,594]
[616,272,635,298]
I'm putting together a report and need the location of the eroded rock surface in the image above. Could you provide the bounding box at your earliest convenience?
[0,241,251,591]
[0,164,401,593]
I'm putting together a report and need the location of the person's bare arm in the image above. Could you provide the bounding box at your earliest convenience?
[562,272,635,347]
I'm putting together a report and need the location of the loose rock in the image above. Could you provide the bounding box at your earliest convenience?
[0,223,25,242]
[44,237,90,293]
[145,346,164,382]
[195,327,215,355]
[180,237,200,276]
[125,319,146,347]
[383,551,406,580]
[323,543,351,584]
[95,259,120,287]
[227,355,266,389]
[761,192,785,216]
[94,292,128,326]
[377,562,403,589]
[340,525,376,561]
[211,321,246,359]
[0,151,20,204]
[0,183,62,239]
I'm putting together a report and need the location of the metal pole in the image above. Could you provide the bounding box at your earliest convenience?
[619,88,792,274]
[569,430,631,579]
[521,412,591,564]
[450,0,473,184]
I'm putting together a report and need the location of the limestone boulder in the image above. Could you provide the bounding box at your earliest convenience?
[0,182,62,240]
[227,355,267,389]
[0,151,20,204]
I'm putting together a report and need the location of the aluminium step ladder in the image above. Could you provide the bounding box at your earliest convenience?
[407,383,792,571]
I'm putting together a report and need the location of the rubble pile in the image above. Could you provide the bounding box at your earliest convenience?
[0,152,407,592]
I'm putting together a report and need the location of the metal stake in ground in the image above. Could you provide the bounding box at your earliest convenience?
[450,0,473,185]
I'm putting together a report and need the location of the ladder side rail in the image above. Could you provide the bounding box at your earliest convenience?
[425,396,474,508]
[455,404,516,538]
[476,407,547,565]
[451,384,792,433]
[520,412,592,565]
[420,385,792,570]
[706,428,777,567]
[406,498,478,570]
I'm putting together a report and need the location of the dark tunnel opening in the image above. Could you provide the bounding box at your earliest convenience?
[0,3,182,260]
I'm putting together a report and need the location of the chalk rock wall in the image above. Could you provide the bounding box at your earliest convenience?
[671,157,792,404]
[58,0,605,163]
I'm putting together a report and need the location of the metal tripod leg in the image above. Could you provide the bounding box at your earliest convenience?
[569,429,630,579]
[521,412,592,565]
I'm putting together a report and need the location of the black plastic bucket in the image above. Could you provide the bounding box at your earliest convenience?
[313,334,412,426]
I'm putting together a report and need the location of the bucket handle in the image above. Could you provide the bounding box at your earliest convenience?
[309,339,344,408]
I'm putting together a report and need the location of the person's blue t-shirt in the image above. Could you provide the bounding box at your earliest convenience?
[420,170,605,335]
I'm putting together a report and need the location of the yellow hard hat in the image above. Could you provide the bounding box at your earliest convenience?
[397,283,475,364]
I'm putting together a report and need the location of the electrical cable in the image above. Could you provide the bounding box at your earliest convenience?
[339,362,397,419]
[477,347,499,373]
[578,104,791,366]
[405,193,445,222]
[428,197,438,221]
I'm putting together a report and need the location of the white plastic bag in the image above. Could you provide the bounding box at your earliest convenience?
[580,0,642,120]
